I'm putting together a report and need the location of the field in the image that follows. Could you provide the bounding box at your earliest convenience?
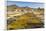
[7,5,44,30]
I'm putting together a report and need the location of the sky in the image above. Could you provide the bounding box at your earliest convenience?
[7,1,44,8]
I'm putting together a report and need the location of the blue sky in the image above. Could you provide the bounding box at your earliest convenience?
[7,1,44,8]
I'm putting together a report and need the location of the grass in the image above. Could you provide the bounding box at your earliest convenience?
[7,13,43,30]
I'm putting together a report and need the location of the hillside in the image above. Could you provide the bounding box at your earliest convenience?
[7,13,44,30]
[7,5,44,30]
